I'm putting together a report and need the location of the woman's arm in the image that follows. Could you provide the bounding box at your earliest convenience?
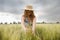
[32,17,36,33]
[21,15,26,31]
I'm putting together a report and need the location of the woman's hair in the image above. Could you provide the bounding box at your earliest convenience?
[24,10,35,22]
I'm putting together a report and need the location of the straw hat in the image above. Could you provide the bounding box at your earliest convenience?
[24,5,33,10]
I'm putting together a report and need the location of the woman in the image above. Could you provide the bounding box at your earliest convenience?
[21,5,36,34]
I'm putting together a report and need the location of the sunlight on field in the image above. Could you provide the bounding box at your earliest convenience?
[0,24,60,40]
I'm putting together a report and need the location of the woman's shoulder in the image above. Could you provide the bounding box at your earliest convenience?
[22,15,25,19]
[22,15,25,17]
[34,16,36,19]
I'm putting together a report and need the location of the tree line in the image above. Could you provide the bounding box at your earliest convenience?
[0,21,21,24]
[0,21,60,24]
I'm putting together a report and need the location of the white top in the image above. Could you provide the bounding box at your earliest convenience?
[24,17,33,27]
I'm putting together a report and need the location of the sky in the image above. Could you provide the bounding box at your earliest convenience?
[0,0,60,23]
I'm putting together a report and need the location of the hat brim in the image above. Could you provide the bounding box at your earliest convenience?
[24,8,34,10]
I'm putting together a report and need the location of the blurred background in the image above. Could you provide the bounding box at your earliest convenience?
[0,0,60,40]
[0,0,60,24]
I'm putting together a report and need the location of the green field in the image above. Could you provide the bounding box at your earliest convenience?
[0,24,60,40]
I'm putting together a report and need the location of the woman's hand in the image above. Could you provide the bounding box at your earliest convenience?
[22,26,26,32]
[32,28,35,34]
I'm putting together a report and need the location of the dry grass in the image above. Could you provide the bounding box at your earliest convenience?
[0,24,60,40]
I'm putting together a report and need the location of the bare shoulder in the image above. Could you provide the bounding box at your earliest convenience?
[22,15,25,19]
[22,15,24,18]
[33,16,36,21]
[34,16,36,20]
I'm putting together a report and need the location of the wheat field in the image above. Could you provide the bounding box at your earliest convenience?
[0,24,60,40]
